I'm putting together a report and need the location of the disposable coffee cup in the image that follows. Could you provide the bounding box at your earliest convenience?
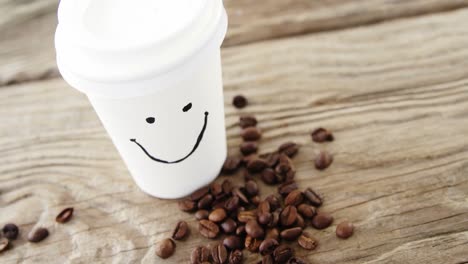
[55,0,228,198]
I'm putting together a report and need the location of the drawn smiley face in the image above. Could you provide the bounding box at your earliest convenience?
[130,102,209,164]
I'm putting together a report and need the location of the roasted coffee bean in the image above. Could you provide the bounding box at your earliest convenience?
[303,188,323,207]
[311,212,334,229]
[315,151,333,170]
[265,195,281,211]
[244,235,262,252]
[172,221,189,240]
[236,225,246,236]
[239,115,257,128]
[222,179,234,193]
[233,95,248,109]
[261,168,277,185]
[280,227,303,241]
[223,235,243,250]
[273,245,294,264]
[237,210,257,223]
[209,208,227,223]
[191,246,211,264]
[261,254,274,264]
[199,219,220,238]
[195,210,210,220]
[224,196,240,212]
[278,142,299,157]
[246,220,264,238]
[56,207,74,223]
[265,228,280,241]
[258,200,271,214]
[242,154,258,165]
[0,238,9,253]
[229,249,243,264]
[213,198,228,210]
[241,127,262,141]
[275,154,296,180]
[247,158,268,173]
[28,227,49,243]
[259,238,279,255]
[288,257,308,264]
[210,182,223,197]
[258,212,273,225]
[267,211,280,228]
[284,190,304,206]
[240,141,258,156]
[280,206,298,227]
[2,223,19,240]
[336,221,354,239]
[155,238,175,259]
[220,218,237,234]
[311,127,334,143]
[211,243,228,264]
[260,152,280,168]
[298,232,318,250]
[278,181,298,196]
[178,199,197,212]
[198,194,214,209]
[297,204,317,219]
[222,157,241,174]
[232,188,249,204]
[190,186,210,201]
[245,180,259,197]
[295,214,306,229]
[250,195,261,206]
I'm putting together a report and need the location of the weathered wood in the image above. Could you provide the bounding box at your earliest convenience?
[1,7,468,264]
[2,0,468,85]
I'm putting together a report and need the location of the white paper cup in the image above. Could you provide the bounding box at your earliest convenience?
[55,0,228,198]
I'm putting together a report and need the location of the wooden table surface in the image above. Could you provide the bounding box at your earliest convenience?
[1,0,468,263]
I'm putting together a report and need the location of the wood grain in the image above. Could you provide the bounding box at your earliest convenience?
[2,0,468,85]
[1,7,468,264]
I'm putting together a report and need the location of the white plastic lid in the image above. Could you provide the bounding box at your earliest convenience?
[55,0,227,98]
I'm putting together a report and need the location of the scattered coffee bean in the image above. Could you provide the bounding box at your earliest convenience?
[260,152,280,168]
[265,195,281,211]
[280,227,303,241]
[27,227,49,243]
[56,207,74,223]
[232,188,250,204]
[155,238,175,259]
[250,195,261,206]
[275,154,296,182]
[261,168,277,185]
[210,182,223,197]
[233,95,248,109]
[298,232,318,250]
[224,196,240,212]
[284,190,304,206]
[240,141,258,156]
[2,223,19,240]
[209,208,227,223]
[239,115,257,128]
[259,238,279,255]
[211,243,228,264]
[244,235,262,252]
[267,211,280,228]
[257,200,271,214]
[221,218,237,234]
[258,212,273,225]
[222,157,241,174]
[314,151,333,170]
[241,127,262,141]
[336,221,354,239]
[191,186,210,201]
[179,199,197,212]
[311,128,334,143]
[280,206,298,227]
[311,212,334,229]
[278,181,298,196]
[262,254,275,264]
[191,246,211,264]
[238,210,257,223]
[245,180,259,196]
[0,238,9,253]
[222,179,234,193]
[195,210,210,220]
[297,204,317,219]
[265,228,280,241]
[223,235,243,250]
[273,245,294,264]
[236,225,246,237]
[303,188,323,207]
[288,257,308,264]
[247,158,268,173]
[278,142,299,157]
[246,220,265,239]
[198,194,214,209]
[295,214,306,229]
[229,249,243,264]
[172,221,189,240]
[199,219,220,239]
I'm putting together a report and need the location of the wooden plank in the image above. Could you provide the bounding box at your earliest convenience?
[1,8,468,264]
[2,0,468,85]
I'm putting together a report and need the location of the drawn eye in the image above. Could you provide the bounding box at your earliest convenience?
[146,117,155,124]
[183,102,192,112]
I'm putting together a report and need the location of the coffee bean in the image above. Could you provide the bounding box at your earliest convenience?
[223,235,243,250]
[239,115,257,128]
[311,212,334,229]
[260,152,280,168]
[210,182,223,197]
[222,179,234,193]
[2,223,19,240]
[246,220,265,238]
[278,181,298,196]
[211,243,228,264]
[237,209,257,223]
[265,228,280,241]
[275,154,296,182]
[265,195,281,211]
[314,151,333,170]
[336,221,354,239]
[244,235,262,252]
[209,208,227,223]
[278,142,299,157]
[258,212,272,225]
[280,206,298,227]
[198,219,220,238]
[287,257,309,264]
[241,127,262,141]
[198,194,214,209]
[257,200,270,214]
[56,207,74,223]
[250,195,261,206]
[273,245,294,264]
[195,210,210,220]
[221,218,237,234]
[27,227,49,243]
[295,214,306,229]
[222,157,241,174]
[303,188,322,207]
[267,211,280,228]
[280,227,303,241]
[172,221,189,240]
[236,225,246,237]
[224,196,240,212]
[298,231,318,250]
[229,249,243,264]
[240,141,258,156]
[179,199,197,212]
[233,95,248,109]
[191,246,211,264]
[259,238,279,255]
[232,188,249,204]
[246,158,268,173]
[155,238,175,259]
[297,204,317,219]
[0,238,9,253]
[245,180,259,197]
[311,127,334,143]
[284,190,304,206]
[261,168,277,185]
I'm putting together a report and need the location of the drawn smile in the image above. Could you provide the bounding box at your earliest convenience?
[130,112,209,164]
